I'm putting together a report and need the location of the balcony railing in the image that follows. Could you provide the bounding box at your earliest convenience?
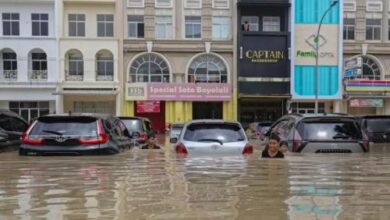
[96,72,114,81]
[65,70,84,81]
[0,70,17,81]
[29,70,48,81]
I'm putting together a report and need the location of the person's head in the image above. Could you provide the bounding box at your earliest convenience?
[280,141,288,153]
[268,133,280,153]
[146,132,157,145]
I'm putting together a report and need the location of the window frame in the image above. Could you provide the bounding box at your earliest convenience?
[31,13,49,36]
[212,16,230,39]
[68,14,86,37]
[97,14,114,37]
[365,18,381,41]
[2,13,19,36]
[343,17,355,40]
[155,15,173,39]
[185,0,202,9]
[184,16,202,39]
[212,0,229,9]
[155,0,173,8]
[127,15,144,38]
[127,0,145,8]
[262,16,281,32]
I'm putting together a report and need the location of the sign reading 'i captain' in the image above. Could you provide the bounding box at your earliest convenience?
[291,0,343,100]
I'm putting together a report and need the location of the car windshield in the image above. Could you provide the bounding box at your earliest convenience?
[365,119,390,133]
[30,117,98,136]
[298,119,362,140]
[121,119,143,132]
[183,123,245,143]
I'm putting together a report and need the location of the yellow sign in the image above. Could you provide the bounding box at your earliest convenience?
[245,50,284,63]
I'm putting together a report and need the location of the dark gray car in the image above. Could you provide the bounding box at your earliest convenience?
[0,109,28,149]
[267,114,369,153]
[357,115,390,143]
[19,114,133,156]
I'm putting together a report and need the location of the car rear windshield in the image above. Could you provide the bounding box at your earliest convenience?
[172,124,184,129]
[298,119,362,140]
[30,117,98,136]
[365,118,390,133]
[183,123,245,143]
[121,119,143,132]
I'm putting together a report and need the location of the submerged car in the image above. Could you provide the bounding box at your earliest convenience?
[171,120,253,155]
[267,114,369,153]
[0,109,28,149]
[118,116,153,144]
[19,114,133,156]
[357,115,390,143]
[169,122,184,140]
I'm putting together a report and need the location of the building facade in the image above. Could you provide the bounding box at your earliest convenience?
[342,0,390,115]
[0,0,58,122]
[57,0,123,115]
[123,0,236,132]
[237,0,291,128]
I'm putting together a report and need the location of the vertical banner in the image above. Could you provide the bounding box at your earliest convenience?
[291,0,343,100]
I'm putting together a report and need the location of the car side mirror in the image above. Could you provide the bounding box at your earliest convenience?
[170,138,177,144]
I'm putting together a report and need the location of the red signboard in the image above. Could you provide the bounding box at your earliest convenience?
[136,101,160,113]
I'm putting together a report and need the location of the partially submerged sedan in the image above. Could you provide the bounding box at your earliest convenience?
[171,120,253,155]
[19,114,133,156]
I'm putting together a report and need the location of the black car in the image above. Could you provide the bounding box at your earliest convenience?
[19,114,133,156]
[0,109,28,149]
[118,116,153,144]
[357,115,390,143]
[267,113,369,153]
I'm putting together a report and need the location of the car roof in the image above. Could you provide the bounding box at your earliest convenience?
[0,109,27,122]
[357,115,390,119]
[118,116,150,121]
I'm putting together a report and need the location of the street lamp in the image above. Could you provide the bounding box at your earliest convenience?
[314,0,339,114]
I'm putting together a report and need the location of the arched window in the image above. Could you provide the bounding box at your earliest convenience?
[96,50,114,81]
[0,48,17,81]
[362,57,381,80]
[188,54,227,83]
[129,53,170,83]
[66,50,83,81]
[29,49,47,81]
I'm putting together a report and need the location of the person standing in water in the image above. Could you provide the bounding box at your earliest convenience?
[262,133,284,158]
[141,132,161,149]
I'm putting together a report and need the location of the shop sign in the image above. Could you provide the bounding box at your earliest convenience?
[126,83,232,101]
[136,101,160,113]
[350,99,383,108]
[245,50,284,63]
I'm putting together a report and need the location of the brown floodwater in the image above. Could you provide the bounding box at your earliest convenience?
[1,142,390,220]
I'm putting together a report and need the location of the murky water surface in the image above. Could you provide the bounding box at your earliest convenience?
[1,142,390,219]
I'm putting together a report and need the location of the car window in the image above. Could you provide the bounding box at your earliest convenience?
[0,116,26,132]
[172,124,184,129]
[298,119,362,140]
[121,119,143,132]
[365,118,390,133]
[183,123,245,143]
[30,117,98,136]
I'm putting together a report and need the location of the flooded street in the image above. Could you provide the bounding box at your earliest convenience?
[1,141,390,219]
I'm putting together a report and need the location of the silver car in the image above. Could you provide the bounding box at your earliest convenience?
[169,122,184,140]
[170,120,253,155]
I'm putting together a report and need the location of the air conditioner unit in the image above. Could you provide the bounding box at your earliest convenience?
[366,1,383,12]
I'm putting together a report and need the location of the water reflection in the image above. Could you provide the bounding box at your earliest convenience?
[0,147,390,219]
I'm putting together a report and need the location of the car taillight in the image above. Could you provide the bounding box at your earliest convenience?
[79,120,109,145]
[21,121,43,145]
[242,143,253,154]
[139,132,145,141]
[292,130,302,152]
[176,143,188,154]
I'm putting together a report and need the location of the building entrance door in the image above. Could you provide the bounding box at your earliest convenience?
[193,102,223,120]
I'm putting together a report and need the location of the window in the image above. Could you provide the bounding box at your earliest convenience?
[241,16,258,32]
[155,16,173,39]
[96,51,114,81]
[30,52,47,80]
[1,51,17,81]
[291,103,325,114]
[0,115,26,132]
[366,18,381,40]
[263,16,280,32]
[212,16,230,39]
[185,0,201,8]
[188,54,227,83]
[129,53,170,83]
[68,14,85,37]
[185,16,201,38]
[32,13,48,36]
[128,0,144,7]
[213,0,229,8]
[128,15,144,38]
[9,101,50,122]
[156,0,172,8]
[97,14,113,37]
[362,57,381,80]
[66,51,83,81]
[2,13,19,36]
[344,18,355,40]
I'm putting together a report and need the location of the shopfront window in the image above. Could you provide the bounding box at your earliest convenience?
[129,53,170,83]
[187,54,227,83]
[9,101,50,122]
